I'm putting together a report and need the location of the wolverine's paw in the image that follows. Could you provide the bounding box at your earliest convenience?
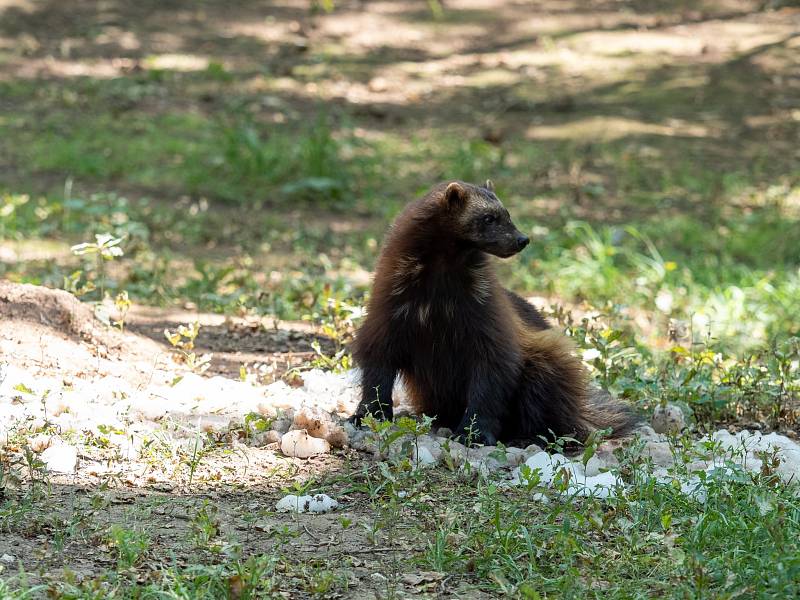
[347,413,365,427]
[348,405,394,428]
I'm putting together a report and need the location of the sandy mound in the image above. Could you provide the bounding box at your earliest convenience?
[0,280,170,385]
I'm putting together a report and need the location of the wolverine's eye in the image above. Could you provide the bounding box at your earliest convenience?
[482,214,496,225]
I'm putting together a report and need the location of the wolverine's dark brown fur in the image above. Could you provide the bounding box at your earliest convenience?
[350,180,637,445]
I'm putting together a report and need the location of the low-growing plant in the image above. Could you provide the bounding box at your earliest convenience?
[70,233,125,302]
[189,501,221,550]
[164,321,211,374]
[106,524,149,570]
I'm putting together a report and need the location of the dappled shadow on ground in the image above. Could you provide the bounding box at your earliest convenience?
[0,465,390,594]
[125,306,336,379]
[1,0,797,204]
[0,0,798,321]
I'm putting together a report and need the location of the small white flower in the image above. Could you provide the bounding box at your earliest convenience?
[582,348,601,361]
[655,289,674,313]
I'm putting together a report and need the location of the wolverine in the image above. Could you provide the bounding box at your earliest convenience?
[349,180,637,445]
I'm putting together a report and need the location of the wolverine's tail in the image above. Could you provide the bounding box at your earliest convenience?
[581,388,641,439]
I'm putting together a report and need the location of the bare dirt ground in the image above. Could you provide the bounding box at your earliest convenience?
[0,279,330,382]
[0,281,385,594]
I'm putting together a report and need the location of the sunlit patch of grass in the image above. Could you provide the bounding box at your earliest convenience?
[1,78,379,207]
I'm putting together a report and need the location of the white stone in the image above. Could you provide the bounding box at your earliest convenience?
[41,443,78,473]
[347,428,377,453]
[583,455,605,477]
[634,425,663,441]
[271,409,295,434]
[582,348,601,361]
[445,439,469,465]
[128,395,170,421]
[505,447,527,466]
[275,493,338,513]
[521,451,581,485]
[523,443,543,457]
[0,554,14,564]
[707,430,800,483]
[651,404,686,434]
[280,429,330,458]
[518,452,552,484]
[569,472,621,498]
[262,381,298,411]
[680,476,707,503]
[760,432,800,482]
[643,440,675,467]
[655,289,674,313]
[413,445,438,468]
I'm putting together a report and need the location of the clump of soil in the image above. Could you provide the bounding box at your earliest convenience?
[0,281,163,383]
[0,281,331,383]
[1,279,114,342]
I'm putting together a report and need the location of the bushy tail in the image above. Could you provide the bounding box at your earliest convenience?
[581,388,641,439]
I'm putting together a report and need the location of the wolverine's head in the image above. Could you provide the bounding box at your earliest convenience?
[437,180,529,258]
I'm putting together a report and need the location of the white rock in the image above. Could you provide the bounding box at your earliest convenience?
[583,455,605,477]
[707,430,800,483]
[280,429,330,458]
[759,432,800,481]
[0,553,14,564]
[41,443,78,473]
[262,380,298,411]
[275,493,338,513]
[521,451,581,485]
[522,451,553,475]
[505,447,527,466]
[680,476,707,503]
[413,445,438,468]
[651,404,686,434]
[292,406,348,448]
[634,425,663,441]
[569,472,621,498]
[128,395,170,421]
[347,427,377,453]
[523,443,543,457]
[532,492,550,503]
[643,440,675,467]
[271,409,295,434]
[464,446,508,475]
[445,439,469,465]
[595,440,623,467]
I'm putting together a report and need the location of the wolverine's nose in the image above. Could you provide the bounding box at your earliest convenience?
[516,234,530,250]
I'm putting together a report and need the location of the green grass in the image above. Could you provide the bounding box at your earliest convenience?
[2,431,798,598]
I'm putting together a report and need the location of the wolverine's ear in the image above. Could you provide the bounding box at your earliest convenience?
[484,179,494,192]
[443,181,466,209]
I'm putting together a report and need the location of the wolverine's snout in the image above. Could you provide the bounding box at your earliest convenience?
[516,234,530,251]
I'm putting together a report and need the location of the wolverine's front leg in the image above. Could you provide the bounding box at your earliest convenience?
[454,364,514,446]
[350,363,397,425]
